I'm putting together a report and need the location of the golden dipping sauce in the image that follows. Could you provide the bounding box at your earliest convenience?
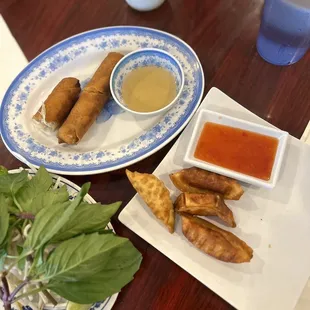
[122,66,177,112]
[194,122,279,181]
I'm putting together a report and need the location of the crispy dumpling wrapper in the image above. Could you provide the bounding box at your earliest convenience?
[170,170,213,195]
[175,192,236,227]
[181,214,253,263]
[170,167,244,200]
[126,170,175,233]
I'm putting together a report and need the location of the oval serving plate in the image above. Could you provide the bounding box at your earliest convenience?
[2,169,117,310]
[0,26,204,175]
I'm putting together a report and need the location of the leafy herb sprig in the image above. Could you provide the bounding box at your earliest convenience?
[0,166,142,310]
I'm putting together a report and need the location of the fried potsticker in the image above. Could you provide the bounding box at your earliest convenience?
[170,167,244,200]
[126,170,175,233]
[181,214,253,263]
[175,192,236,227]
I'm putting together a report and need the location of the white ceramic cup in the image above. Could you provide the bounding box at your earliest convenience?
[126,0,166,11]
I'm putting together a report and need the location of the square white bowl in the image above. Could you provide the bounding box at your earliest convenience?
[184,109,289,188]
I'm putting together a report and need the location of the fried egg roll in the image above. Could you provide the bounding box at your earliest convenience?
[175,192,236,227]
[170,167,244,200]
[181,214,253,263]
[32,77,81,131]
[57,52,123,144]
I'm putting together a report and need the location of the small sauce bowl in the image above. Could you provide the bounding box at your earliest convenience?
[110,48,184,116]
[184,109,289,189]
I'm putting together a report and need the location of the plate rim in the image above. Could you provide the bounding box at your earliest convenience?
[0,26,205,176]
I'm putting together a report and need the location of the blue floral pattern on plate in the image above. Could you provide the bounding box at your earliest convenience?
[96,98,125,124]
[0,27,204,174]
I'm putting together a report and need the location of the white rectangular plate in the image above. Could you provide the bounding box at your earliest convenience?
[184,109,288,188]
[119,88,310,310]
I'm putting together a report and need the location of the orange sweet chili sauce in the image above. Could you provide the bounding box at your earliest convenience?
[194,122,279,180]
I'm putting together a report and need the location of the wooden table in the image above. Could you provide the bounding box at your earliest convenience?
[1,0,310,309]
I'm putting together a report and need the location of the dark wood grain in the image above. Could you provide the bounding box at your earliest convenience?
[1,0,310,309]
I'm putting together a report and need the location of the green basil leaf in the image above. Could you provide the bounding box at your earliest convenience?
[28,186,69,215]
[0,166,8,176]
[24,183,90,251]
[6,195,20,215]
[16,245,23,255]
[45,233,142,304]
[48,258,141,304]
[28,246,45,276]
[15,166,53,212]
[2,219,23,255]
[18,256,26,271]
[51,201,121,243]
[16,245,25,271]
[0,248,7,271]
[0,194,10,245]
[0,170,28,195]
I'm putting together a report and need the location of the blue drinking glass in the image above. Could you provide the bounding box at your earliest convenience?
[257,0,310,65]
